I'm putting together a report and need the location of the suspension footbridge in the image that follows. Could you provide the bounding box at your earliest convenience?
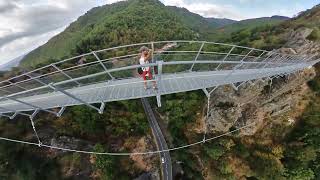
[0,40,318,153]
[0,41,318,116]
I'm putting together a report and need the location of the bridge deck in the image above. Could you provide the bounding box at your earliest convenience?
[0,63,307,114]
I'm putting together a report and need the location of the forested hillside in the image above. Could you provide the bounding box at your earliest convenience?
[19,0,287,68]
[208,16,289,40]
[205,17,236,28]
[222,5,320,49]
[168,4,320,179]
[20,0,197,68]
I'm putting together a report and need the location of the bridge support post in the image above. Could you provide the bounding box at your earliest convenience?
[275,55,290,67]
[303,54,317,63]
[222,49,253,84]
[156,95,161,107]
[236,81,247,89]
[156,61,163,107]
[29,109,42,147]
[30,109,40,121]
[262,54,280,68]
[92,52,115,80]
[26,74,47,86]
[151,42,154,62]
[99,102,106,114]
[216,46,235,70]
[0,113,11,119]
[203,93,210,143]
[253,51,266,62]
[10,112,18,119]
[202,86,219,142]
[202,88,210,98]
[4,96,59,116]
[7,81,28,91]
[258,52,275,68]
[51,64,81,86]
[231,83,238,91]
[0,88,11,94]
[0,106,34,119]
[48,83,103,114]
[190,42,205,71]
[57,107,66,117]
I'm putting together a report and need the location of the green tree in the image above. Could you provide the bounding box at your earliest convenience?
[204,144,226,160]
[93,144,116,180]
[69,105,104,135]
[284,167,315,180]
[307,27,320,41]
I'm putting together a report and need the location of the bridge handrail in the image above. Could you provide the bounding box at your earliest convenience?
[0,59,310,102]
[0,41,317,96]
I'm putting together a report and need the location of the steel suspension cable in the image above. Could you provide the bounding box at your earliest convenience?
[0,122,255,156]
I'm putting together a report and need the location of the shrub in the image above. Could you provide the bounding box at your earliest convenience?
[307,28,320,41]
[93,144,116,180]
[205,144,226,160]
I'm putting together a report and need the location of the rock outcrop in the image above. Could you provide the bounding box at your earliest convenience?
[205,28,320,136]
[49,136,93,155]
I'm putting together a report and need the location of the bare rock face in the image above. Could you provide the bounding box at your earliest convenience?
[285,27,320,56]
[123,135,158,174]
[129,136,160,180]
[205,68,316,136]
[133,170,160,180]
[205,27,320,136]
[49,136,93,155]
[207,106,242,132]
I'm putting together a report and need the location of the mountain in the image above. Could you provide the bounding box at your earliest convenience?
[0,54,25,71]
[208,15,289,40]
[222,4,320,50]
[20,0,197,68]
[166,6,218,35]
[20,0,288,68]
[205,17,237,28]
[220,15,290,33]
[167,6,236,33]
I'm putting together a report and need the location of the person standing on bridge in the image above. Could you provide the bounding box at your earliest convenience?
[139,46,157,90]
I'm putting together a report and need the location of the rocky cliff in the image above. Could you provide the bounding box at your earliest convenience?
[205,28,320,136]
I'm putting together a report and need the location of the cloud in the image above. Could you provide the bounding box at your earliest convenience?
[162,0,245,20]
[0,0,314,65]
[0,27,65,65]
[0,1,18,13]
[0,0,245,65]
[186,3,244,20]
[0,0,109,65]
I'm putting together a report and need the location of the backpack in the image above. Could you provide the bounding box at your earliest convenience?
[137,67,143,75]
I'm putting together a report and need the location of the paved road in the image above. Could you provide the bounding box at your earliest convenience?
[141,98,172,180]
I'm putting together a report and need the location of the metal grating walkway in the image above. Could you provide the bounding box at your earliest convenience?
[0,63,310,114]
[0,40,318,117]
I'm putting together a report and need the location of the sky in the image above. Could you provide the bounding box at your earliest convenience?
[0,0,318,65]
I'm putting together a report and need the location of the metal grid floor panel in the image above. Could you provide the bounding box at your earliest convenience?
[0,63,313,114]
